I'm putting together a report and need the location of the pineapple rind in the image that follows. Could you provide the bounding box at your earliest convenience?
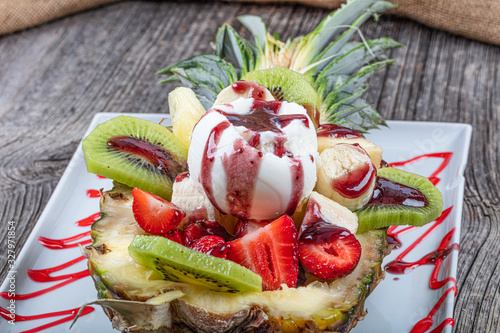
[84,183,389,332]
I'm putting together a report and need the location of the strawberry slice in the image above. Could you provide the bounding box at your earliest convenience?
[299,221,361,280]
[190,235,228,259]
[183,220,234,246]
[226,215,299,291]
[132,187,185,235]
[164,228,184,245]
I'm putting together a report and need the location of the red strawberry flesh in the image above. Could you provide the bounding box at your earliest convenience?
[299,221,361,280]
[164,228,184,245]
[227,215,298,291]
[132,187,185,235]
[183,220,234,246]
[190,235,228,259]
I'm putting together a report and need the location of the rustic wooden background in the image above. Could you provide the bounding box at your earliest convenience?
[0,1,498,332]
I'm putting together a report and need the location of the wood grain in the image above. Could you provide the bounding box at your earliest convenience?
[0,1,498,332]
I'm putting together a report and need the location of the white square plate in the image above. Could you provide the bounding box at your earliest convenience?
[0,113,472,333]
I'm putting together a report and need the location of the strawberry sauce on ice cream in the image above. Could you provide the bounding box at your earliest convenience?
[188,98,318,221]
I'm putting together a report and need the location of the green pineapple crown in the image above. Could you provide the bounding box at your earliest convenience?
[157,0,402,132]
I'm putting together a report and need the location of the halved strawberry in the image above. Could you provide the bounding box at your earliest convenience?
[226,215,299,291]
[164,228,184,245]
[132,187,185,235]
[299,221,361,280]
[183,220,234,246]
[190,235,228,259]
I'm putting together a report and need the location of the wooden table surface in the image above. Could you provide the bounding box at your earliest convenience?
[0,1,498,332]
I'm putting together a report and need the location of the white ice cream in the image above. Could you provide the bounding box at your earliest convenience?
[188,98,318,221]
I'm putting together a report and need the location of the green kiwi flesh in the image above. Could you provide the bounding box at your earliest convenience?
[241,67,321,124]
[82,115,188,200]
[356,167,443,233]
[129,235,263,293]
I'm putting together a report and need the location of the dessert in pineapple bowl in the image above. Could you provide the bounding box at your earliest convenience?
[76,1,444,332]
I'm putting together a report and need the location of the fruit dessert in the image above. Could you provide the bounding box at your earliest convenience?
[77,1,444,332]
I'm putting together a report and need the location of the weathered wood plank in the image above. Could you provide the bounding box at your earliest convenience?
[0,1,498,332]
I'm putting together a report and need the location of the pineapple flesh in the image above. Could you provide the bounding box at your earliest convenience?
[83,183,390,332]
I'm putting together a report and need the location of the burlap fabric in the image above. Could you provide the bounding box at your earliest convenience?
[0,0,499,45]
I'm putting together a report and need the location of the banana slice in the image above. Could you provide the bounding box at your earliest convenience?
[213,81,274,106]
[170,173,239,233]
[300,191,358,235]
[316,124,383,168]
[170,173,216,228]
[315,143,376,211]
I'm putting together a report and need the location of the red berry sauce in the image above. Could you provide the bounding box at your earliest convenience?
[300,221,353,245]
[332,162,376,199]
[201,100,310,219]
[368,177,428,207]
[200,121,231,213]
[231,81,268,100]
[330,145,376,199]
[174,171,190,182]
[221,138,263,219]
[217,100,309,157]
[316,123,363,138]
[107,136,187,179]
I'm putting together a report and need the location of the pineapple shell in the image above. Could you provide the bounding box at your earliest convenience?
[83,183,390,332]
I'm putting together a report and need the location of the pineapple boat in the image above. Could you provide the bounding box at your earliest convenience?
[77,1,443,332]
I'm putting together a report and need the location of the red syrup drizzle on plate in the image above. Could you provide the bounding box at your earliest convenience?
[386,152,458,332]
[0,306,94,333]
[86,189,100,198]
[389,152,453,185]
[0,257,91,301]
[38,231,92,249]
[0,179,105,330]
[74,212,101,227]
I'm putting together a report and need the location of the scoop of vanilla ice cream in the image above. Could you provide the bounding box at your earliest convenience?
[188,97,318,221]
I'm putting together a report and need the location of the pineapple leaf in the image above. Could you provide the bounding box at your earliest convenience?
[311,2,398,74]
[157,0,401,132]
[331,98,386,132]
[215,24,258,76]
[157,55,237,85]
[316,38,402,87]
[321,59,394,129]
[157,54,238,108]
[293,0,395,69]
[166,71,218,109]
[238,15,267,52]
[323,59,394,105]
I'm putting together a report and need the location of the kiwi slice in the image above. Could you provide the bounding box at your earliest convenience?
[356,167,443,233]
[129,235,262,293]
[82,116,188,200]
[241,67,321,125]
